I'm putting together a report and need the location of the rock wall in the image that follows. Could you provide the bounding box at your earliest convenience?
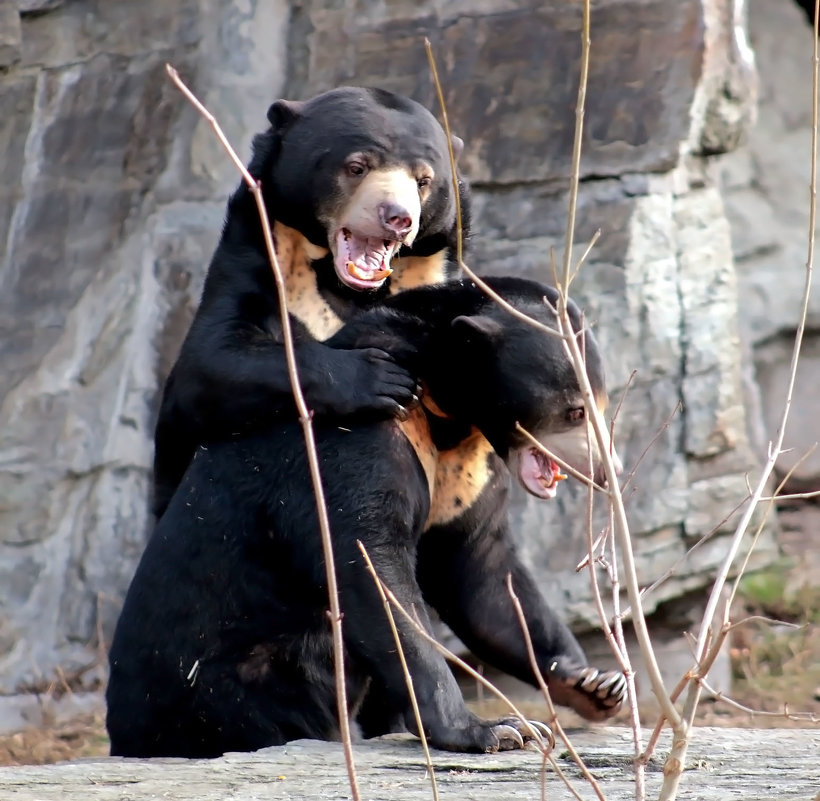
[0,0,291,697]
[0,0,789,703]
[721,0,820,492]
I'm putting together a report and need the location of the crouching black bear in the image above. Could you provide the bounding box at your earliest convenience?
[152,86,470,519]
[107,277,626,758]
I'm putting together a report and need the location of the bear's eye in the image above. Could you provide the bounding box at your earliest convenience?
[417,176,432,190]
[346,161,367,178]
[567,407,585,423]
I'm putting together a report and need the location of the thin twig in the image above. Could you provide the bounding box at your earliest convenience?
[604,523,644,799]
[619,401,682,493]
[621,493,749,617]
[166,65,361,801]
[506,575,607,801]
[546,755,588,801]
[760,488,820,501]
[628,415,817,617]
[569,228,602,285]
[610,370,637,433]
[693,0,819,669]
[424,38,463,271]
[545,4,678,725]
[728,615,803,631]
[558,271,681,732]
[659,10,820,794]
[699,678,820,722]
[575,526,609,572]
[560,0,591,295]
[634,4,819,786]
[357,542,439,801]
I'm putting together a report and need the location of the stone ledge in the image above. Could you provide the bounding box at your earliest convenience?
[1,727,817,800]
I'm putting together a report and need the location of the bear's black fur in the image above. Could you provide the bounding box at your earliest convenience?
[108,277,625,759]
[153,87,470,518]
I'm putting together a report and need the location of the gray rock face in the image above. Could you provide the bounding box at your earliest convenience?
[721,0,820,491]
[0,0,289,695]
[0,0,780,702]
[0,0,22,67]
[291,0,704,183]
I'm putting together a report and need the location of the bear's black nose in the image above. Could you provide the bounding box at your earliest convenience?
[379,202,412,238]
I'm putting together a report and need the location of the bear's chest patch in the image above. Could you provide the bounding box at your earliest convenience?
[274,221,344,339]
[388,251,449,294]
[398,406,438,502]
[398,403,495,531]
[426,430,494,529]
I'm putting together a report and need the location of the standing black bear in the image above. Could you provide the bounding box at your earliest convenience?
[108,277,626,758]
[152,86,469,518]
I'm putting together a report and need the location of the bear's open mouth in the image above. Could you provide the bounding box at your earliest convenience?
[519,447,567,500]
[334,228,401,290]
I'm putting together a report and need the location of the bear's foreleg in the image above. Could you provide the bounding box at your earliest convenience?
[418,494,626,722]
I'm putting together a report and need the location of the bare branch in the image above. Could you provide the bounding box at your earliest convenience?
[369,566,553,755]
[425,41,564,341]
[699,678,820,723]
[604,523,645,798]
[619,401,682,493]
[693,0,819,667]
[166,65,361,801]
[560,0,592,295]
[569,228,602,285]
[506,575,607,801]
[357,542,439,801]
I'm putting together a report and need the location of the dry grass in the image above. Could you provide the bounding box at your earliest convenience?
[725,568,820,727]
[0,711,108,767]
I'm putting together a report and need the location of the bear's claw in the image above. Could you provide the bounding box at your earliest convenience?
[523,719,556,751]
[490,723,524,751]
[595,670,626,698]
[547,658,627,721]
[487,718,554,752]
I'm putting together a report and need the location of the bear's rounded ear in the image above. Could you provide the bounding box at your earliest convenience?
[451,314,503,344]
[450,134,464,162]
[267,99,304,132]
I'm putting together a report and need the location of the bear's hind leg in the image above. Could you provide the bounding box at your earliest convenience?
[176,646,358,756]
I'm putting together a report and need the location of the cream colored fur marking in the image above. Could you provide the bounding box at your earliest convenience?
[398,410,494,526]
[398,407,438,502]
[274,221,343,339]
[389,251,448,293]
[341,168,421,244]
[426,430,494,528]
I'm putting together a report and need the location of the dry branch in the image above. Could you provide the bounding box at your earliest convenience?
[165,65,362,801]
[506,575,607,801]
[357,542,439,801]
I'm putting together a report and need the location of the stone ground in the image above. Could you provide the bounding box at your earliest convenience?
[0,728,818,801]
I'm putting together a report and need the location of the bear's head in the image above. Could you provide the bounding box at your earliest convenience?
[425,280,622,499]
[252,86,464,292]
